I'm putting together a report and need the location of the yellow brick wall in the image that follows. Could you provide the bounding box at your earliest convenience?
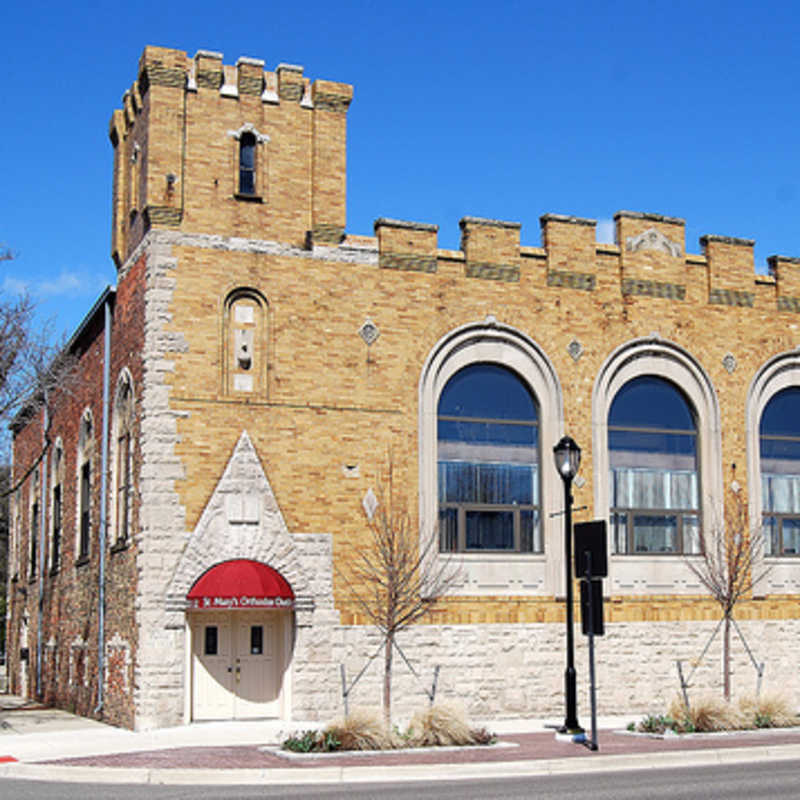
[112,47,800,628]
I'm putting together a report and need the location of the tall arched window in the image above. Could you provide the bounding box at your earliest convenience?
[760,387,800,556]
[50,440,64,572]
[437,363,540,552]
[76,410,93,563]
[609,376,700,554]
[223,288,268,396]
[111,372,135,547]
[29,470,40,579]
[239,131,256,195]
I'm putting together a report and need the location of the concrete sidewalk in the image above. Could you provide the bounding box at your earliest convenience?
[1,695,800,785]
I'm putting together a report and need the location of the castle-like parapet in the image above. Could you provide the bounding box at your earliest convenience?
[370,208,800,315]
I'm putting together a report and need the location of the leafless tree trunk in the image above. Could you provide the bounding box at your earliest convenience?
[0,246,79,483]
[686,476,770,701]
[338,457,460,726]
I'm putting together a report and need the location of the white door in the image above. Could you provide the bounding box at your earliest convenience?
[233,617,280,719]
[191,611,286,720]
[191,615,234,720]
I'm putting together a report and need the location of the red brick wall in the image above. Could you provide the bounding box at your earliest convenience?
[7,252,145,728]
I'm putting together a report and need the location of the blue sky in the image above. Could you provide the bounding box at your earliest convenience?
[3,0,800,338]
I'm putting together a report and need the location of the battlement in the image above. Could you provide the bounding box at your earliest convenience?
[367,211,800,312]
[109,46,353,267]
[107,47,800,315]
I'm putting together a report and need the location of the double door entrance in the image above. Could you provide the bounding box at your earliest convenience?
[190,610,289,720]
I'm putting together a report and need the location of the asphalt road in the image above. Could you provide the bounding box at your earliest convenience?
[2,759,800,800]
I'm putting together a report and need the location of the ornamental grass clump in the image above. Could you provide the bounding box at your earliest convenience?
[633,692,799,735]
[406,703,495,747]
[738,692,798,728]
[667,694,745,732]
[323,707,400,751]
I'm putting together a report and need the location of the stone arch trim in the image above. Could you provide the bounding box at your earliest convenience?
[592,336,723,549]
[110,368,136,545]
[166,430,311,611]
[220,286,269,397]
[746,348,800,527]
[418,319,564,593]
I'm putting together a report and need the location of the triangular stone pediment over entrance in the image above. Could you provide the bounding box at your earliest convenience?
[167,430,310,607]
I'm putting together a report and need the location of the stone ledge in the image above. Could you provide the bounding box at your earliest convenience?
[540,213,596,227]
[460,216,521,230]
[374,218,438,233]
[701,234,755,247]
[615,210,685,226]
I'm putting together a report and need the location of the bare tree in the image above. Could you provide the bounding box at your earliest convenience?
[0,248,78,479]
[686,479,770,700]
[338,458,460,725]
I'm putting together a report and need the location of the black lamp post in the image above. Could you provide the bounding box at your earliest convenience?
[553,435,584,736]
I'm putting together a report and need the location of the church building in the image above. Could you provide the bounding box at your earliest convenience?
[5,45,800,730]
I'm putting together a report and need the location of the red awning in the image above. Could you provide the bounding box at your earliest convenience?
[187,559,294,610]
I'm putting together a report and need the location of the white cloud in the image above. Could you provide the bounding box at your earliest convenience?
[3,269,108,299]
[2,276,30,294]
[596,218,615,244]
[38,270,85,297]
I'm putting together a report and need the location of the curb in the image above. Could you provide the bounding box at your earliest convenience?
[2,743,800,785]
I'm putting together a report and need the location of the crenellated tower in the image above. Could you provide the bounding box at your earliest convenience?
[108,46,353,267]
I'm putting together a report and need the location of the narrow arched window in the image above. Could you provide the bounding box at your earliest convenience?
[609,376,700,554]
[760,387,800,555]
[437,363,539,552]
[50,441,64,572]
[29,471,40,580]
[239,131,256,195]
[76,411,93,562]
[112,374,135,546]
[223,288,268,396]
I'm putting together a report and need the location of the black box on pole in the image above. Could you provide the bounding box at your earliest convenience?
[574,520,608,578]
[580,579,604,636]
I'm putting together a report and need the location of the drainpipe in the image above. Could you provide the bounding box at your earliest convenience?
[95,296,112,714]
[36,402,48,699]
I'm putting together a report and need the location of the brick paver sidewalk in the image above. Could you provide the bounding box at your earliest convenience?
[44,728,800,770]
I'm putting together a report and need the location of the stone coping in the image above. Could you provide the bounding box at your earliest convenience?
[617,725,800,740]
[263,740,518,760]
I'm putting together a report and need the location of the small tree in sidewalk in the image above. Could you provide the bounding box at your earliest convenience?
[338,457,460,726]
[686,476,771,700]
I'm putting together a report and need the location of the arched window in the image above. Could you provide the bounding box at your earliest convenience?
[222,288,268,396]
[760,387,800,556]
[239,131,256,195]
[111,373,135,547]
[50,440,64,572]
[29,470,40,580]
[76,410,93,562]
[609,376,700,554]
[228,123,269,200]
[437,364,540,552]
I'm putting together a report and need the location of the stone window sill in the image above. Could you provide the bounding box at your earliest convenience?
[110,539,129,554]
[75,555,90,568]
[234,193,263,203]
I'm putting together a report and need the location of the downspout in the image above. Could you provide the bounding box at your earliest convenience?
[36,402,48,699]
[95,296,112,714]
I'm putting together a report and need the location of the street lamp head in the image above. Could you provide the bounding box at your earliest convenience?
[553,435,581,481]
